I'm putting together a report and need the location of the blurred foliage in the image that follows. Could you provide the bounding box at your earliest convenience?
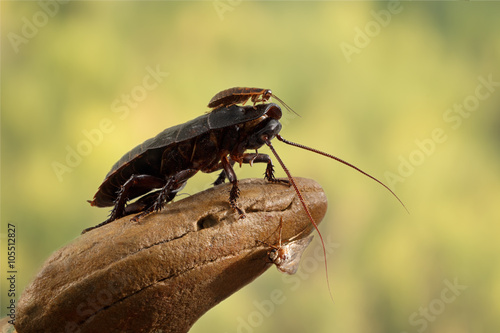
[1,1,500,332]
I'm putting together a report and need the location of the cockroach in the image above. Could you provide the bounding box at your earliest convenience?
[260,218,314,275]
[84,103,287,234]
[208,87,300,116]
[270,236,314,275]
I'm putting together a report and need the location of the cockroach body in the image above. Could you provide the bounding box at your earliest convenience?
[208,87,299,116]
[85,103,286,233]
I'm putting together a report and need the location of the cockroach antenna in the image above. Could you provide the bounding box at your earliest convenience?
[276,135,409,214]
[264,137,335,301]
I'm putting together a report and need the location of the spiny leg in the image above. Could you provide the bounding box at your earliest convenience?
[220,155,245,217]
[124,180,186,216]
[218,153,289,184]
[129,182,178,222]
[238,152,289,185]
[123,190,161,216]
[251,93,267,106]
[213,158,235,186]
[131,169,198,221]
[219,153,290,218]
[213,170,226,186]
[82,174,166,234]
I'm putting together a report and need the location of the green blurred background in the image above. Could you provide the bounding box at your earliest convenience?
[2,1,500,332]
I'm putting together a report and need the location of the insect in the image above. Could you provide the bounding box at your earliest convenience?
[261,219,314,275]
[269,236,313,275]
[208,87,299,116]
[84,103,287,234]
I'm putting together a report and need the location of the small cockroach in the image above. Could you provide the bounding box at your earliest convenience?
[269,236,314,275]
[261,219,314,275]
[208,87,300,116]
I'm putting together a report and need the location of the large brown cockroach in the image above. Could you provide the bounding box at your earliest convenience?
[85,103,287,233]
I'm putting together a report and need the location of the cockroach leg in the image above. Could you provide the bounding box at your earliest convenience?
[215,153,288,216]
[213,170,227,186]
[130,169,198,222]
[238,152,289,185]
[264,160,289,185]
[221,155,245,217]
[229,183,245,217]
[123,191,161,215]
[240,97,250,106]
[82,174,167,233]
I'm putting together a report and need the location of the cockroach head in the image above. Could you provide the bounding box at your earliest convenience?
[244,117,282,149]
[262,89,273,101]
[268,247,287,265]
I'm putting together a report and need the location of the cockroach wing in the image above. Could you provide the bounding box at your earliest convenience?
[274,235,314,275]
